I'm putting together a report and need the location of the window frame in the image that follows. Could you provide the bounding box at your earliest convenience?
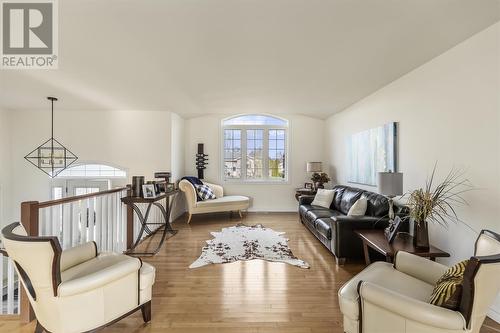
[220,115,290,184]
[55,162,127,179]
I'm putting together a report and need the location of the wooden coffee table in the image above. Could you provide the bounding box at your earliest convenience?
[355,229,450,265]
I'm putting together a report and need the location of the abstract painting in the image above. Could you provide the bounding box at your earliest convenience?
[347,122,398,186]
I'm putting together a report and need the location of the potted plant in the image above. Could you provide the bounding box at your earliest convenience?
[406,165,472,249]
[311,172,331,190]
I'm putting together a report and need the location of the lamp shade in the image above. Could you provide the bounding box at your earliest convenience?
[306,162,322,172]
[377,172,403,197]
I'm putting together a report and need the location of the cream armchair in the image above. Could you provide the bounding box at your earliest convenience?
[179,180,250,223]
[1,222,156,333]
[339,230,500,333]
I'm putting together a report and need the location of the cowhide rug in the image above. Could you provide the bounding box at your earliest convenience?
[189,224,309,269]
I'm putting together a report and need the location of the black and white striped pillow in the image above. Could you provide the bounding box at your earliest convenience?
[195,184,216,201]
[429,259,468,310]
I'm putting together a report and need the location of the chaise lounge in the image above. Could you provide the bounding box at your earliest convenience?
[179,179,250,223]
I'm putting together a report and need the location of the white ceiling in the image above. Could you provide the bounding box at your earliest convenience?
[1,0,499,119]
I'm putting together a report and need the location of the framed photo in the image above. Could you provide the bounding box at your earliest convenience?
[384,216,402,243]
[304,182,314,190]
[156,181,166,194]
[142,184,157,199]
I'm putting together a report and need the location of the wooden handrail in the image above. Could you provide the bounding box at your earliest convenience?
[38,187,128,209]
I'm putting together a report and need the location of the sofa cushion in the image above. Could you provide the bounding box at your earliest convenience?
[299,204,313,218]
[315,218,332,240]
[196,195,249,207]
[311,189,336,208]
[195,184,216,201]
[305,209,335,223]
[332,186,347,211]
[363,191,389,217]
[139,262,156,290]
[339,187,364,215]
[347,197,367,216]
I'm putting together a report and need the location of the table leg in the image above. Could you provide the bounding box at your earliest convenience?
[127,195,180,256]
[363,241,371,265]
[129,203,153,250]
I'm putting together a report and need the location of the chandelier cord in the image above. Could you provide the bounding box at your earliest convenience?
[51,98,54,139]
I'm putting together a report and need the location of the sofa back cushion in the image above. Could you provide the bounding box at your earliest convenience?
[331,185,347,211]
[363,191,389,217]
[338,187,364,215]
[331,185,389,217]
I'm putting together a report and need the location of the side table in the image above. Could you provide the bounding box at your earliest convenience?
[354,229,450,265]
[295,188,317,201]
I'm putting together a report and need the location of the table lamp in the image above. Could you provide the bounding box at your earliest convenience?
[306,162,322,173]
[377,171,403,220]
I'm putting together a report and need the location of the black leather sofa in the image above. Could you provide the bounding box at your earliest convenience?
[299,185,408,265]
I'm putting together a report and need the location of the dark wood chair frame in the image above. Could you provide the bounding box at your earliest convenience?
[356,229,500,333]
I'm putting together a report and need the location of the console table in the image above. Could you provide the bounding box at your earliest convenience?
[121,190,179,256]
[355,229,450,265]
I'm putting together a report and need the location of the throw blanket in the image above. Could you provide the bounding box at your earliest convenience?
[181,176,204,201]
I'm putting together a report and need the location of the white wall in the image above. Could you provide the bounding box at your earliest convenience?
[185,114,326,212]
[7,110,175,223]
[325,22,500,320]
[0,109,12,226]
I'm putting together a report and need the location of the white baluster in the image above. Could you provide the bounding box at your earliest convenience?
[95,196,102,251]
[82,198,89,243]
[107,195,113,251]
[88,197,95,243]
[111,194,117,252]
[16,272,20,314]
[41,208,50,236]
[115,193,121,252]
[121,190,127,252]
[7,259,15,314]
[48,205,53,236]
[71,202,79,247]
[53,205,62,241]
[102,194,108,251]
[62,203,71,250]
[0,254,3,314]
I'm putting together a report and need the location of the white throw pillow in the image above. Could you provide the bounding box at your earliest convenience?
[311,189,335,209]
[347,197,368,216]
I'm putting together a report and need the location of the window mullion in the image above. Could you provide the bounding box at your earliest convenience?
[263,128,269,181]
[241,129,247,181]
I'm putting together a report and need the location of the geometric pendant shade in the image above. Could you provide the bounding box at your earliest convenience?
[24,97,78,178]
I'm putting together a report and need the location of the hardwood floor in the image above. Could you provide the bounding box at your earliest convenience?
[1,212,499,332]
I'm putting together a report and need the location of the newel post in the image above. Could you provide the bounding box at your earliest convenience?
[20,201,39,323]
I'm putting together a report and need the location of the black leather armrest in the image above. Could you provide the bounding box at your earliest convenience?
[299,195,315,206]
[330,215,391,259]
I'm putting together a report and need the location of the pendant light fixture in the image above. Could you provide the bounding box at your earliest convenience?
[25,97,78,178]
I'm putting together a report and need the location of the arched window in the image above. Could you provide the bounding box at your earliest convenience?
[222,114,288,182]
[56,163,127,178]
